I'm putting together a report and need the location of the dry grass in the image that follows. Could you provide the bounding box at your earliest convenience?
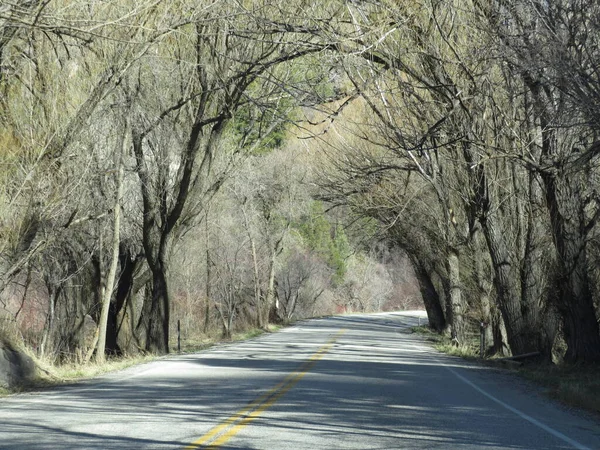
[0,353,158,397]
[32,354,158,387]
[234,325,282,340]
[412,325,481,359]
[1,324,286,397]
[175,324,282,354]
[518,364,600,415]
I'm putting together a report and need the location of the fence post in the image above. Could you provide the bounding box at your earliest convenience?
[177,319,181,353]
[479,322,486,359]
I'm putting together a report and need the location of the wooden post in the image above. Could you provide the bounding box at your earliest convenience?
[480,322,486,359]
[177,319,181,353]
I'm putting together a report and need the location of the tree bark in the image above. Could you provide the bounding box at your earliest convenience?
[261,248,278,329]
[473,232,494,355]
[250,237,263,328]
[146,264,170,354]
[96,117,127,363]
[480,214,540,355]
[112,246,147,354]
[39,284,58,358]
[204,212,211,334]
[241,204,263,328]
[542,171,600,362]
[447,249,465,344]
[411,257,445,332]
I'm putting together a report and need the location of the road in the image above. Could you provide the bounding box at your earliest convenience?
[1,312,599,449]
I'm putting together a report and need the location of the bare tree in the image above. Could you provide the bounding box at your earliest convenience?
[474,0,600,362]
[125,1,338,353]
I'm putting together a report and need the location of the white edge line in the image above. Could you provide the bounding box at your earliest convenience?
[443,363,590,450]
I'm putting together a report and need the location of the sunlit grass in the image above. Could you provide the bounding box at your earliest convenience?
[411,325,443,341]
[435,343,479,359]
[177,324,284,354]
[233,324,282,342]
[0,354,158,397]
[233,328,265,341]
[412,325,480,359]
[0,323,290,397]
[35,354,158,385]
[176,337,217,354]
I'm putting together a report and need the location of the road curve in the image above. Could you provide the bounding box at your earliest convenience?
[1,312,599,449]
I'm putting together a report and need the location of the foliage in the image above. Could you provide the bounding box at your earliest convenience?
[9,0,600,373]
[293,201,351,284]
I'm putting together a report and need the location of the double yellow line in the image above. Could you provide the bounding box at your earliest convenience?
[184,329,346,449]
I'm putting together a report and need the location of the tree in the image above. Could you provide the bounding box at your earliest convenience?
[124,1,339,353]
[475,0,600,362]
[0,0,174,359]
[316,0,559,356]
[277,247,330,321]
[235,149,310,328]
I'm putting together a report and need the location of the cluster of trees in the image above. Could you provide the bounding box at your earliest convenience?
[0,0,419,362]
[2,0,600,365]
[318,0,600,363]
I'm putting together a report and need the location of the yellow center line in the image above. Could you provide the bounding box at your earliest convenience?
[184,329,346,449]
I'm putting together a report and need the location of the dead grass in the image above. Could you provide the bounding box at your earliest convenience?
[33,354,158,387]
[0,353,158,397]
[1,323,287,397]
[234,324,282,341]
[413,325,481,360]
[176,324,283,354]
[176,337,217,354]
[517,364,600,415]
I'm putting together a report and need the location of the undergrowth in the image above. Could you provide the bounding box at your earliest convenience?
[1,324,285,397]
[517,364,600,415]
[36,354,157,384]
[412,325,480,359]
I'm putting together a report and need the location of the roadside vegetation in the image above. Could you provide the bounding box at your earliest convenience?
[2,0,600,396]
[415,325,600,416]
[1,323,284,396]
[519,365,600,415]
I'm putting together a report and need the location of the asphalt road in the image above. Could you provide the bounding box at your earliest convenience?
[1,312,600,449]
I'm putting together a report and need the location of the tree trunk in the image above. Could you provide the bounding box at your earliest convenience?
[447,249,465,344]
[480,296,494,355]
[491,308,510,356]
[134,279,154,351]
[132,131,173,355]
[261,234,284,330]
[39,284,58,358]
[96,119,127,363]
[112,246,147,354]
[543,173,600,363]
[204,215,212,334]
[481,215,540,355]
[521,70,600,362]
[286,292,298,322]
[204,246,211,334]
[411,257,445,332]
[262,250,277,329]
[146,265,170,354]
[250,237,263,328]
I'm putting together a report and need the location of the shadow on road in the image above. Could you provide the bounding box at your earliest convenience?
[0,313,589,449]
